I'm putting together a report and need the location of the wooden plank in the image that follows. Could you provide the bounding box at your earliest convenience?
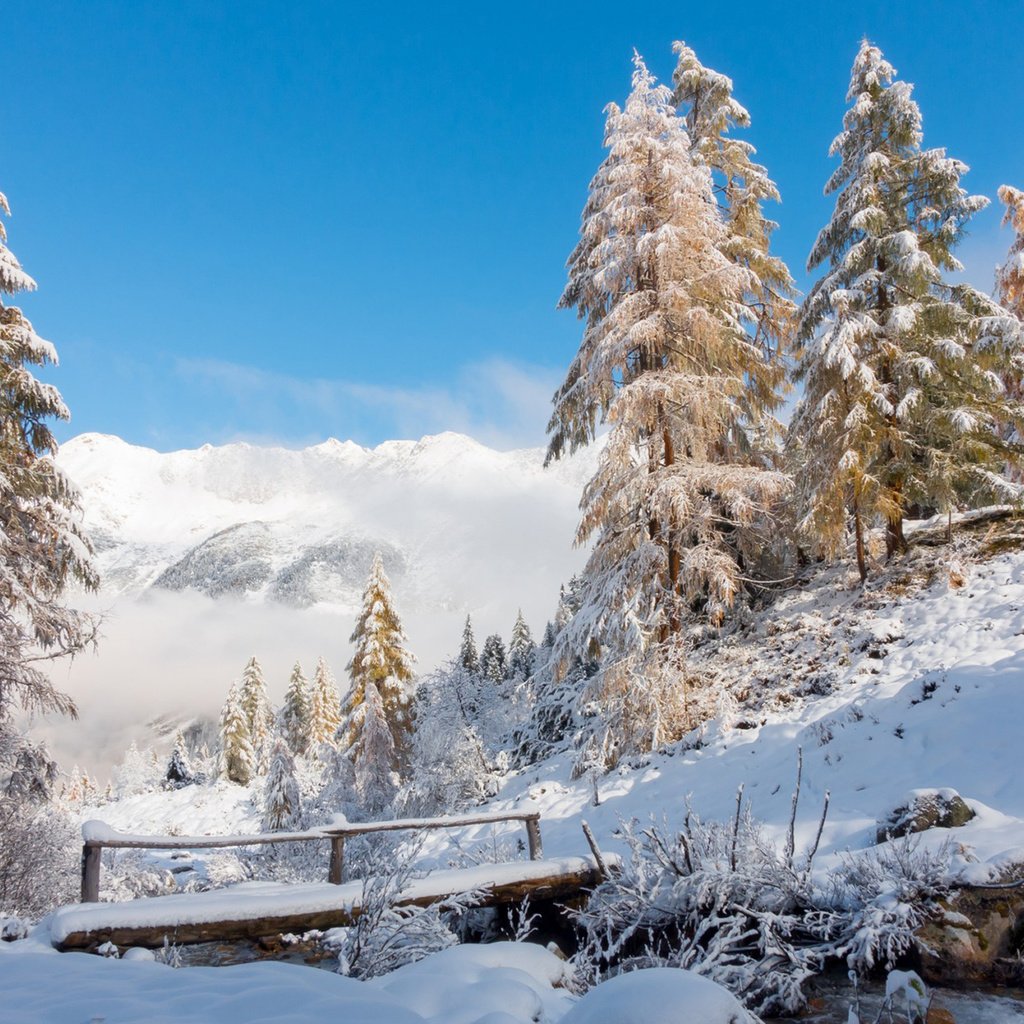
[83,810,541,852]
[55,863,605,952]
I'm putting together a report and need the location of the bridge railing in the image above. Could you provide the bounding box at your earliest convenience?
[80,808,543,902]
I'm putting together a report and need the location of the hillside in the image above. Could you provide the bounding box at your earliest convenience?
[78,512,1024,884]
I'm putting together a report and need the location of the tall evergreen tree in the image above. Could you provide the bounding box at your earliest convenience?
[219,683,254,785]
[309,657,342,751]
[0,186,98,801]
[239,656,274,772]
[345,553,416,764]
[480,633,507,684]
[547,55,788,759]
[997,185,1024,321]
[507,611,535,680]
[671,40,796,375]
[788,41,1024,580]
[279,661,312,756]
[263,737,301,831]
[458,615,479,673]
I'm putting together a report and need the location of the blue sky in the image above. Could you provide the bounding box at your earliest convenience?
[4,1,1021,451]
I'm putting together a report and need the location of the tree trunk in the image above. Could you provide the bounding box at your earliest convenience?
[854,506,867,584]
[885,479,907,559]
[662,422,681,635]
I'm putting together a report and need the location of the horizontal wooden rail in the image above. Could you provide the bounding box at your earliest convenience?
[80,809,542,902]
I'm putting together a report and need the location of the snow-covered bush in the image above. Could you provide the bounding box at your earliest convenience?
[99,848,177,902]
[0,797,78,918]
[575,800,837,1017]
[837,836,951,974]
[326,840,480,979]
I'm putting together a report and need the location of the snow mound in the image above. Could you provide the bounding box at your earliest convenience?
[0,941,575,1024]
[559,968,757,1024]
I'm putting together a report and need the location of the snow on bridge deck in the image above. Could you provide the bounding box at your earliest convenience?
[49,855,612,951]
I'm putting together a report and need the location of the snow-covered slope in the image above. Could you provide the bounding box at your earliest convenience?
[50,432,595,776]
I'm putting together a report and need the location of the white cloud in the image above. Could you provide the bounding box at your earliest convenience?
[175,356,562,452]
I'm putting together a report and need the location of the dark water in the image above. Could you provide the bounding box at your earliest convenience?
[772,969,1024,1023]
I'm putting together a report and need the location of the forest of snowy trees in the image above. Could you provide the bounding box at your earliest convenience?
[2,28,1024,1019]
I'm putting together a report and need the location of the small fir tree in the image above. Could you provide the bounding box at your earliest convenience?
[279,661,312,756]
[353,682,397,814]
[165,732,194,788]
[788,41,1024,580]
[310,657,343,751]
[219,683,255,785]
[458,615,479,673]
[345,553,416,765]
[480,634,507,684]
[263,737,301,831]
[239,656,274,772]
[508,611,535,680]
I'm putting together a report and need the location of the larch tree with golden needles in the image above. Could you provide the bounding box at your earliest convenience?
[344,553,415,771]
[309,656,342,751]
[547,54,789,766]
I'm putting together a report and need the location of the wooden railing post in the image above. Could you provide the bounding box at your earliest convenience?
[525,815,543,860]
[328,836,345,885]
[81,843,102,903]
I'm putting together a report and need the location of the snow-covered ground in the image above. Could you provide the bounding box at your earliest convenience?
[0,938,765,1024]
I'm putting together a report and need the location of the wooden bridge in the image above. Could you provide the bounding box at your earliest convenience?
[52,808,611,952]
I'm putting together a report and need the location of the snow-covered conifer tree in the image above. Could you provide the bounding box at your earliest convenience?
[458,615,479,673]
[507,611,535,680]
[997,185,1024,321]
[789,41,1024,580]
[165,732,194,788]
[353,682,397,814]
[309,657,342,751]
[547,55,788,761]
[541,621,557,649]
[239,656,274,772]
[279,661,311,756]
[219,683,254,785]
[671,40,796,373]
[345,554,416,766]
[480,634,507,684]
[0,185,98,803]
[263,737,301,831]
